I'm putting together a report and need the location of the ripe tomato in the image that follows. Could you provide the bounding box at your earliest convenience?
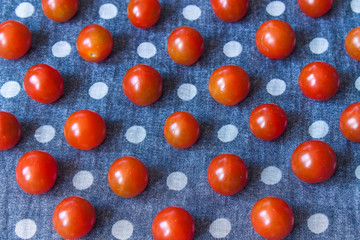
[345,27,360,61]
[251,196,294,240]
[16,150,57,194]
[0,111,21,150]
[108,156,148,198]
[298,61,339,100]
[210,0,248,22]
[64,110,106,150]
[152,206,195,240]
[0,20,32,60]
[298,0,333,18]
[339,102,360,142]
[42,0,79,22]
[249,104,287,141]
[163,111,200,149]
[207,153,248,195]
[76,24,113,62]
[167,27,204,66]
[208,65,250,106]
[127,0,161,29]
[53,196,96,240]
[122,64,162,106]
[255,20,296,59]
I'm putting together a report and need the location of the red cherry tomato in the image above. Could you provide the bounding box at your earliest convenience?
[42,0,79,22]
[0,111,21,150]
[208,65,250,106]
[53,196,96,240]
[339,102,360,142]
[167,26,204,66]
[76,24,113,62]
[0,20,32,60]
[251,196,294,240]
[298,0,333,18]
[164,111,200,149]
[127,0,161,29]
[16,150,57,194]
[152,206,195,240]
[345,27,360,61]
[108,156,148,198]
[122,64,162,106]
[210,0,248,22]
[64,110,106,150]
[207,153,248,195]
[255,20,296,59]
[249,104,287,141]
[298,61,339,100]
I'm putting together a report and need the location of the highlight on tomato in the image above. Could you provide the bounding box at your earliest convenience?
[42,0,79,22]
[345,26,360,61]
[339,102,360,142]
[210,0,248,22]
[127,0,161,29]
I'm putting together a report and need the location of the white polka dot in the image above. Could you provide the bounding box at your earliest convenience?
[34,125,56,143]
[266,79,286,96]
[137,42,156,59]
[307,213,329,234]
[355,77,360,91]
[52,41,71,58]
[355,165,360,179]
[177,84,197,101]
[112,220,133,240]
[223,41,242,58]
[209,218,231,238]
[167,172,188,191]
[309,38,329,54]
[182,5,202,21]
[72,171,94,190]
[125,126,146,144]
[15,2,34,18]
[1,81,20,98]
[351,0,360,13]
[99,3,118,19]
[89,82,109,99]
[217,125,238,143]
[308,120,329,139]
[261,166,282,185]
[15,219,37,239]
[266,1,286,16]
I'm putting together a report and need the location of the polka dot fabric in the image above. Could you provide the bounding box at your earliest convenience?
[0,0,359,239]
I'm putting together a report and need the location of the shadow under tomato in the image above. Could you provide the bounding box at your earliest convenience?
[94,120,123,151]
[49,160,76,196]
[147,167,164,187]
[198,121,215,145]
[59,74,81,103]
[156,3,177,30]
[194,217,212,238]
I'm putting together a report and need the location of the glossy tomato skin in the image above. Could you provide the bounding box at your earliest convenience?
[207,153,248,195]
[76,24,113,62]
[208,65,250,106]
[0,111,21,150]
[0,20,32,60]
[152,206,195,240]
[127,0,161,29]
[249,104,287,141]
[164,111,200,149]
[255,20,296,59]
[64,110,106,150]
[42,0,79,22]
[251,196,294,240]
[298,62,339,100]
[210,0,248,22]
[298,0,332,18]
[345,27,360,61]
[53,196,96,240]
[122,64,162,106]
[167,27,204,65]
[339,102,360,142]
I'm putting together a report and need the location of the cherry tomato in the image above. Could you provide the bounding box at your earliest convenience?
[345,27,360,61]
[108,156,148,198]
[255,20,296,59]
[249,104,287,141]
[76,24,113,62]
[210,0,248,22]
[16,150,57,194]
[298,61,339,100]
[339,102,360,142]
[64,110,106,150]
[208,65,250,106]
[53,196,96,240]
[0,20,32,60]
[167,26,204,66]
[251,196,294,240]
[42,0,79,22]
[163,111,200,149]
[127,0,161,29]
[0,111,21,150]
[207,153,248,195]
[298,0,333,18]
[152,206,195,240]
[122,64,162,106]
